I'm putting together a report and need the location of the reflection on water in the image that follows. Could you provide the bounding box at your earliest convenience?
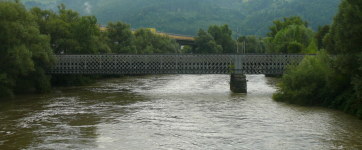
[0,75,362,149]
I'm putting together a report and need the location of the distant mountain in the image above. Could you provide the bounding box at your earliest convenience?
[22,0,340,37]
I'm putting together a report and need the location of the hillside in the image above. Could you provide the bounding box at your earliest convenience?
[22,0,340,37]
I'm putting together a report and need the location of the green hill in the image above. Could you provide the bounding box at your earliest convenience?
[22,0,340,37]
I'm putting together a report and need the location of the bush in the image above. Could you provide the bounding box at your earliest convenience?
[273,50,333,105]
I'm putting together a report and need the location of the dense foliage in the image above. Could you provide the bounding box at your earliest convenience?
[22,0,340,36]
[273,0,362,119]
[232,16,316,54]
[30,4,110,54]
[0,0,56,97]
[29,3,113,87]
[0,1,181,98]
[194,28,222,54]
[264,16,315,54]
[106,21,135,54]
[189,24,236,54]
[208,24,236,53]
[133,28,179,54]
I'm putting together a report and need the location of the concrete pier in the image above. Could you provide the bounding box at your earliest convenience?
[230,74,247,93]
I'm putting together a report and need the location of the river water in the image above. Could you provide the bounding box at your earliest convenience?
[0,75,362,150]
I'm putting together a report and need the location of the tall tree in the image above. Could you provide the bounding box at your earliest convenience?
[133,28,179,54]
[324,0,362,99]
[244,35,264,53]
[274,0,362,119]
[207,24,236,53]
[270,24,315,53]
[30,4,111,87]
[194,28,223,54]
[106,21,136,53]
[0,0,56,97]
[266,16,309,38]
[315,25,330,50]
[30,3,109,54]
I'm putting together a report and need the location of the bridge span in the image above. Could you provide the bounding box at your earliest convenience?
[47,54,307,93]
[47,54,305,75]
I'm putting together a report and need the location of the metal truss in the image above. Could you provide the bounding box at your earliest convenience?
[47,54,234,74]
[47,54,307,75]
[231,54,306,74]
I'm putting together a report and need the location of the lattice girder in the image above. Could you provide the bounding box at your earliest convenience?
[47,54,307,75]
[231,54,306,74]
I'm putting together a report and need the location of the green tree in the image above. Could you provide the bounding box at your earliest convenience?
[94,33,112,53]
[30,3,109,54]
[264,37,275,53]
[303,38,318,54]
[181,45,193,53]
[324,0,361,78]
[133,28,179,54]
[315,25,330,49]
[274,0,362,119]
[30,4,111,87]
[267,16,309,38]
[325,0,362,106]
[0,0,56,97]
[273,51,334,105]
[207,24,236,53]
[70,16,104,54]
[244,35,264,53]
[287,41,303,53]
[272,25,315,53]
[106,21,136,53]
[194,28,222,54]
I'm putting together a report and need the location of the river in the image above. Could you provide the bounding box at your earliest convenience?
[0,75,362,149]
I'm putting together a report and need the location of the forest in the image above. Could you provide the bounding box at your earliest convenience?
[21,0,340,36]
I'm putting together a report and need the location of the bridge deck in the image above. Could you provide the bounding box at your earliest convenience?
[47,54,306,75]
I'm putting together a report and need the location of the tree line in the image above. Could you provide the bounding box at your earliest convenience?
[0,0,179,98]
[22,0,340,36]
[187,16,324,55]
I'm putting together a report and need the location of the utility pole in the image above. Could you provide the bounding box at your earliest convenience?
[243,41,246,54]
[237,28,239,53]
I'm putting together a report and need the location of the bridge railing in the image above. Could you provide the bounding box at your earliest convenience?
[46,54,309,75]
[48,54,233,74]
[231,54,307,74]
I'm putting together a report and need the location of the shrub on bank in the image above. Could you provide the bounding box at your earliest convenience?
[273,51,332,105]
[273,50,362,119]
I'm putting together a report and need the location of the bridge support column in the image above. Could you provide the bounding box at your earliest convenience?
[230,74,247,93]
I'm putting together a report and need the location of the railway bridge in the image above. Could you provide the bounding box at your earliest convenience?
[47,54,306,93]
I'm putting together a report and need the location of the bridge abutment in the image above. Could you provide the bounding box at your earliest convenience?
[230,74,247,93]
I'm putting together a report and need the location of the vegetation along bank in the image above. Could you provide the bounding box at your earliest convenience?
[273,0,362,119]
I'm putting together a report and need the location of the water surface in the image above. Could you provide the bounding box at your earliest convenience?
[0,75,362,149]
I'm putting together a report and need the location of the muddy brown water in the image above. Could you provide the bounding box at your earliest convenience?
[0,75,362,149]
